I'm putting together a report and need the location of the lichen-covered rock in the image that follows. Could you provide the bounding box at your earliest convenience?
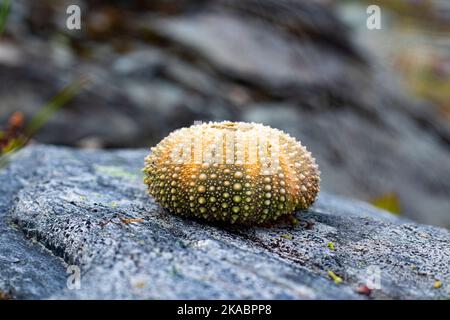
[0,145,449,299]
[2,0,450,227]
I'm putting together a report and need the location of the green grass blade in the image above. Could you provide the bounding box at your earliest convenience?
[0,0,11,35]
[1,76,88,169]
[25,76,88,137]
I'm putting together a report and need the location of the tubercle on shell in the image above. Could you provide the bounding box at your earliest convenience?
[143,121,320,225]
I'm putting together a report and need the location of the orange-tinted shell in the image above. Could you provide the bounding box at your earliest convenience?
[143,121,320,225]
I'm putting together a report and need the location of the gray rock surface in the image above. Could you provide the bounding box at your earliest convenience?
[0,145,449,299]
[1,0,450,227]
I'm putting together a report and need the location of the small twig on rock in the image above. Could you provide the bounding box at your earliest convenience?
[119,217,145,225]
[99,214,145,228]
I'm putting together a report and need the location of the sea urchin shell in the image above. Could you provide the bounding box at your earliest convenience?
[143,121,320,225]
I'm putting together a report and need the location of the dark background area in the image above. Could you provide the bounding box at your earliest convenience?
[0,0,449,227]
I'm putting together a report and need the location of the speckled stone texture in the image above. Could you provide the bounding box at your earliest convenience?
[0,145,449,299]
[3,0,450,227]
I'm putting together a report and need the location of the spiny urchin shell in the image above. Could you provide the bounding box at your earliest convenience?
[143,121,320,225]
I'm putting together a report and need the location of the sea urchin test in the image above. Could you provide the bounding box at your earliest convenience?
[143,121,320,225]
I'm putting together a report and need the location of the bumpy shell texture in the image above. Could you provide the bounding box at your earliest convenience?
[143,121,320,225]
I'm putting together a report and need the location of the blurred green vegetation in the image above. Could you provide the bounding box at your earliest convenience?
[0,0,10,35]
[344,0,450,120]
[366,0,450,29]
[370,192,401,215]
[0,77,88,168]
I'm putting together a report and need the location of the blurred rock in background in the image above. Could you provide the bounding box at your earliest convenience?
[0,0,449,227]
[338,0,450,123]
